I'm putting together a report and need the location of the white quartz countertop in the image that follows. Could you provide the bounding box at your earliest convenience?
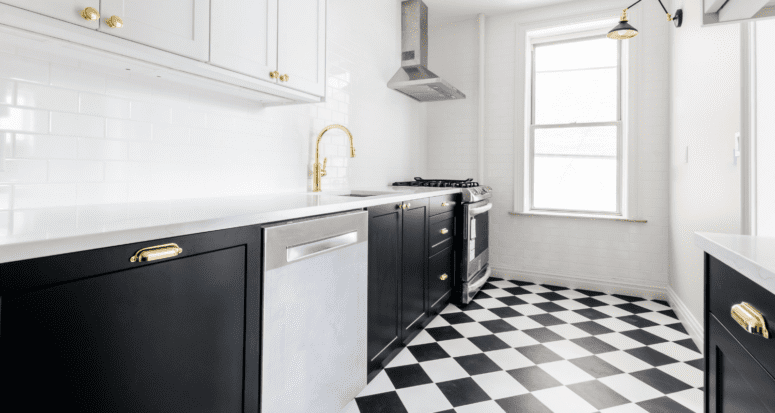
[0,187,460,264]
[695,232,775,296]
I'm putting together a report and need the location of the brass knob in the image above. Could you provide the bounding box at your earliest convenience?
[441,202,449,207]
[270,71,280,80]
[105,15,123,28]
[280,74,289,82]
[405,203,411,209]
[440,228,449,235]
[440,273,449,281]
[396,204,402,209]
[80,7,100,21]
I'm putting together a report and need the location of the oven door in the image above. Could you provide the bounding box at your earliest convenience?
[461,199,491,282]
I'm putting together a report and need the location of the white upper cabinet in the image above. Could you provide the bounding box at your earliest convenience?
[210,0,277,83]
[277,0,326,96]
[0,0,100,29]
[99,0,210,61]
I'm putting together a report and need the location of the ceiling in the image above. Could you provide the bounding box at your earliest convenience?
[421,0,583,24]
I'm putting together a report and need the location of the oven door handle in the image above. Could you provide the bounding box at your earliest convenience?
[469,202,492,217]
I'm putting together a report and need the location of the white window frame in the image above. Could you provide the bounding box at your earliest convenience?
[525,28,629,217]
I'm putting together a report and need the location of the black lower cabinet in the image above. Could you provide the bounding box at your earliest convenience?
[401,199,429,341]
[428,246,454,315]
[0,226,262,413]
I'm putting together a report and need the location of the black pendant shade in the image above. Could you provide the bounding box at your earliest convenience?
[607,20,639,40]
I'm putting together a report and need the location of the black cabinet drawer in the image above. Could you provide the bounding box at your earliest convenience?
[708,255,775,379]
[428,247,453,313]
[429,194,458,217]
[707,314,775,413]
[429,212,454,256]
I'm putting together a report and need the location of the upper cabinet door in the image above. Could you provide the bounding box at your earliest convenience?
[0,0,100,29]
[210,0,277,83]
[277,0,326,96]
[99,0,210,61]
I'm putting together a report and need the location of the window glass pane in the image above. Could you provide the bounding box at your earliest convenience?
[534,68,617,124]
[533,157,617,212]
[534,126,617,157]
[535,37,617,72]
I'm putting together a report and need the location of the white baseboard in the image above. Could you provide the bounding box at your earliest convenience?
[491,267,668,300]
[667,285,704,354]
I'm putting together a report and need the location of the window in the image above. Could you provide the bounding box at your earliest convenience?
[528,34,624,215]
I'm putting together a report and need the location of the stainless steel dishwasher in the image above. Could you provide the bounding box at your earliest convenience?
[261,210,368,413]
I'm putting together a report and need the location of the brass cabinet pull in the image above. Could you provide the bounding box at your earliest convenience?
[279,74,289,82]
[130,243,183,263]
[105,15,123,28]
[80,7,100,20]
[441,202,449,207]
[440,273,449,281]
[731,302,770,339]
[270,71,280,80]
[405,203,411,209]
[396,204,402,209]
[440,228,449,235]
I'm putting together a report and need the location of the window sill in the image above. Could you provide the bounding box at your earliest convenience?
[509,211,647,223]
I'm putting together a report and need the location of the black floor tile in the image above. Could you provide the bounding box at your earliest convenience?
[534,302,566,313]
[454,353,502,376]
[570,355,624,378]
[516,344,564,364]
[509,280,535,286]
[685,358,704,371]
[384,364,433,389]
[659,309,679,319]
[615,303,652,314]
[575,289,607,297]
[573,321,615,336]
[426,326,465,342]
[625,347,679,367]
[620,329,668,346]
[540,284,569,291]
[567,380,630,410]
[571,337,619,354]
[630,368,693,394]
[488,306,522,318]
[480,319,518,334]
[574,308,611,320]
[496,393,553,413]
[407,343,450,362]
[653,299,669,306]
[618,315,659,328]
[468,334,511,352]
[440,312,476,325]
[481,282,499,290]
[503,287,532,296]
[474,291,491,300]
[522,327,565,343]
[436,377,491,407]
[529,313,566,326]
[637,396,695,413]
[456,301,484,311]
[537,292,567,302]
[612,294,645,303]
[506,366,563,392]
[666,322,688,334]
[674,338,700,353]
[355,391,409,413]
[575,297,609,307]
[496,296,528,306]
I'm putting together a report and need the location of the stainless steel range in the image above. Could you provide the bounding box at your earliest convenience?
[393,178,492,304]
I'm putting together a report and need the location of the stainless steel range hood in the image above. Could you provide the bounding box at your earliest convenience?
[388,0,466,102]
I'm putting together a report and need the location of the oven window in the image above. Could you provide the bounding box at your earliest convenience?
[474,210,488,258]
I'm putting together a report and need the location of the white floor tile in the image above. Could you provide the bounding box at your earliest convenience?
[553,310,592,324]
[599,374,664,403]
[486,348,536,370]
[538,360,596,385]
[595,306,634,318]
[533,386,597,413]
[649,342,702,362]
[472,371,529,400]
[511,304,547,316]
[408,330,436,346]
[543,340,594,360]
[454,400,507,413]
[437,338,483,357]
[357,370,395,397]
[599,403,650,413]
[340,399,360,413]
[520,294,550,304]
[597,351,654,373]
[396,383,454,413]
[425,315,450,328]
[642,325,691,342]
[505,315,545,330]
[465,309,501,322]
[593,295,630,305]
[483,289,512,298]
[658,362,704,388]
[595,317,640,332]
[452,322,492,337]
[522,284,552,293]
[490,280,517,288]
[386,347,419,368]
[635,301,671,312]
[554,299,589,311]
[668,388,703,413]
[476,298,509,309]
[420,358,469,383]
[547,324,592,340]
[496,330,541,348]
[596,332,646,351]
[638,311,679,325]
[440,304,462,314]
[556,290,592,299]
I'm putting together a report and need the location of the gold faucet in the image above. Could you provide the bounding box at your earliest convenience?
[313,124,356,192]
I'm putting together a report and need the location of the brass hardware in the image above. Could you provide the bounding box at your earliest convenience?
[130,243,183,263]
[731,302,769,339]
[666,13,673,21]
[402,204,407,210]
[105,15,123,28]
[440,273,449,281]
[396,204,402,209]
[441,202,449,207]
[270,71,280,80]
[312,125,356,192]
[440,228,449,235]
[80,7,100,21]
[405,203,411,209]
[279,74,289,82]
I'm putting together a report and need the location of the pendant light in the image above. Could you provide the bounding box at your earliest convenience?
[607,0,682,40]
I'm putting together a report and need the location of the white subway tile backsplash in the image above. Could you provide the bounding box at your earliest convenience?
[77,137,128,161]
[0,54,49,84]
[0,159,48,183]
[130,101,172,124]
[13,184,77,209]
[1,79,14,105]
[14,134,78,159]
[50,64,105,94]
[48,160,104,183]
[76,182,128,205]
[50,112,105,137]
[0,185,10,210]
[16,83,80,112]
[106,118,153,141]
[79,93,131,119]
[0,105,49,133]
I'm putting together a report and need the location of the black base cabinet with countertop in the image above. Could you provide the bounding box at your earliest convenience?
[0,226,262,413]
[705,254,775,412]
[367,195,458,382]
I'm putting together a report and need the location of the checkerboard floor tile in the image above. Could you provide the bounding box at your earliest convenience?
[347,278,703,413]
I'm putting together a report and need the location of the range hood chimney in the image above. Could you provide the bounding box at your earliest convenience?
[388,0,466,102]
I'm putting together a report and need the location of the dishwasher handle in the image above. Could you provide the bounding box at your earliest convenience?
[287,231,358,262]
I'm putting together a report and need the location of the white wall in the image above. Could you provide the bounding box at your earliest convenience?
[0,0,427,235]
[669,0,741,327]
[756,19,775,236]
[429,0,671,296]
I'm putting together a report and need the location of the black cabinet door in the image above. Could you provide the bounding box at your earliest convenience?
[706,315,775,413]
[367,203,403,380]
[428,247,453,315]
[401,199,429,341]
[0,227,261,413]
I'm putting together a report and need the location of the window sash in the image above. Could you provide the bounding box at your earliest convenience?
[528,33,624,216]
